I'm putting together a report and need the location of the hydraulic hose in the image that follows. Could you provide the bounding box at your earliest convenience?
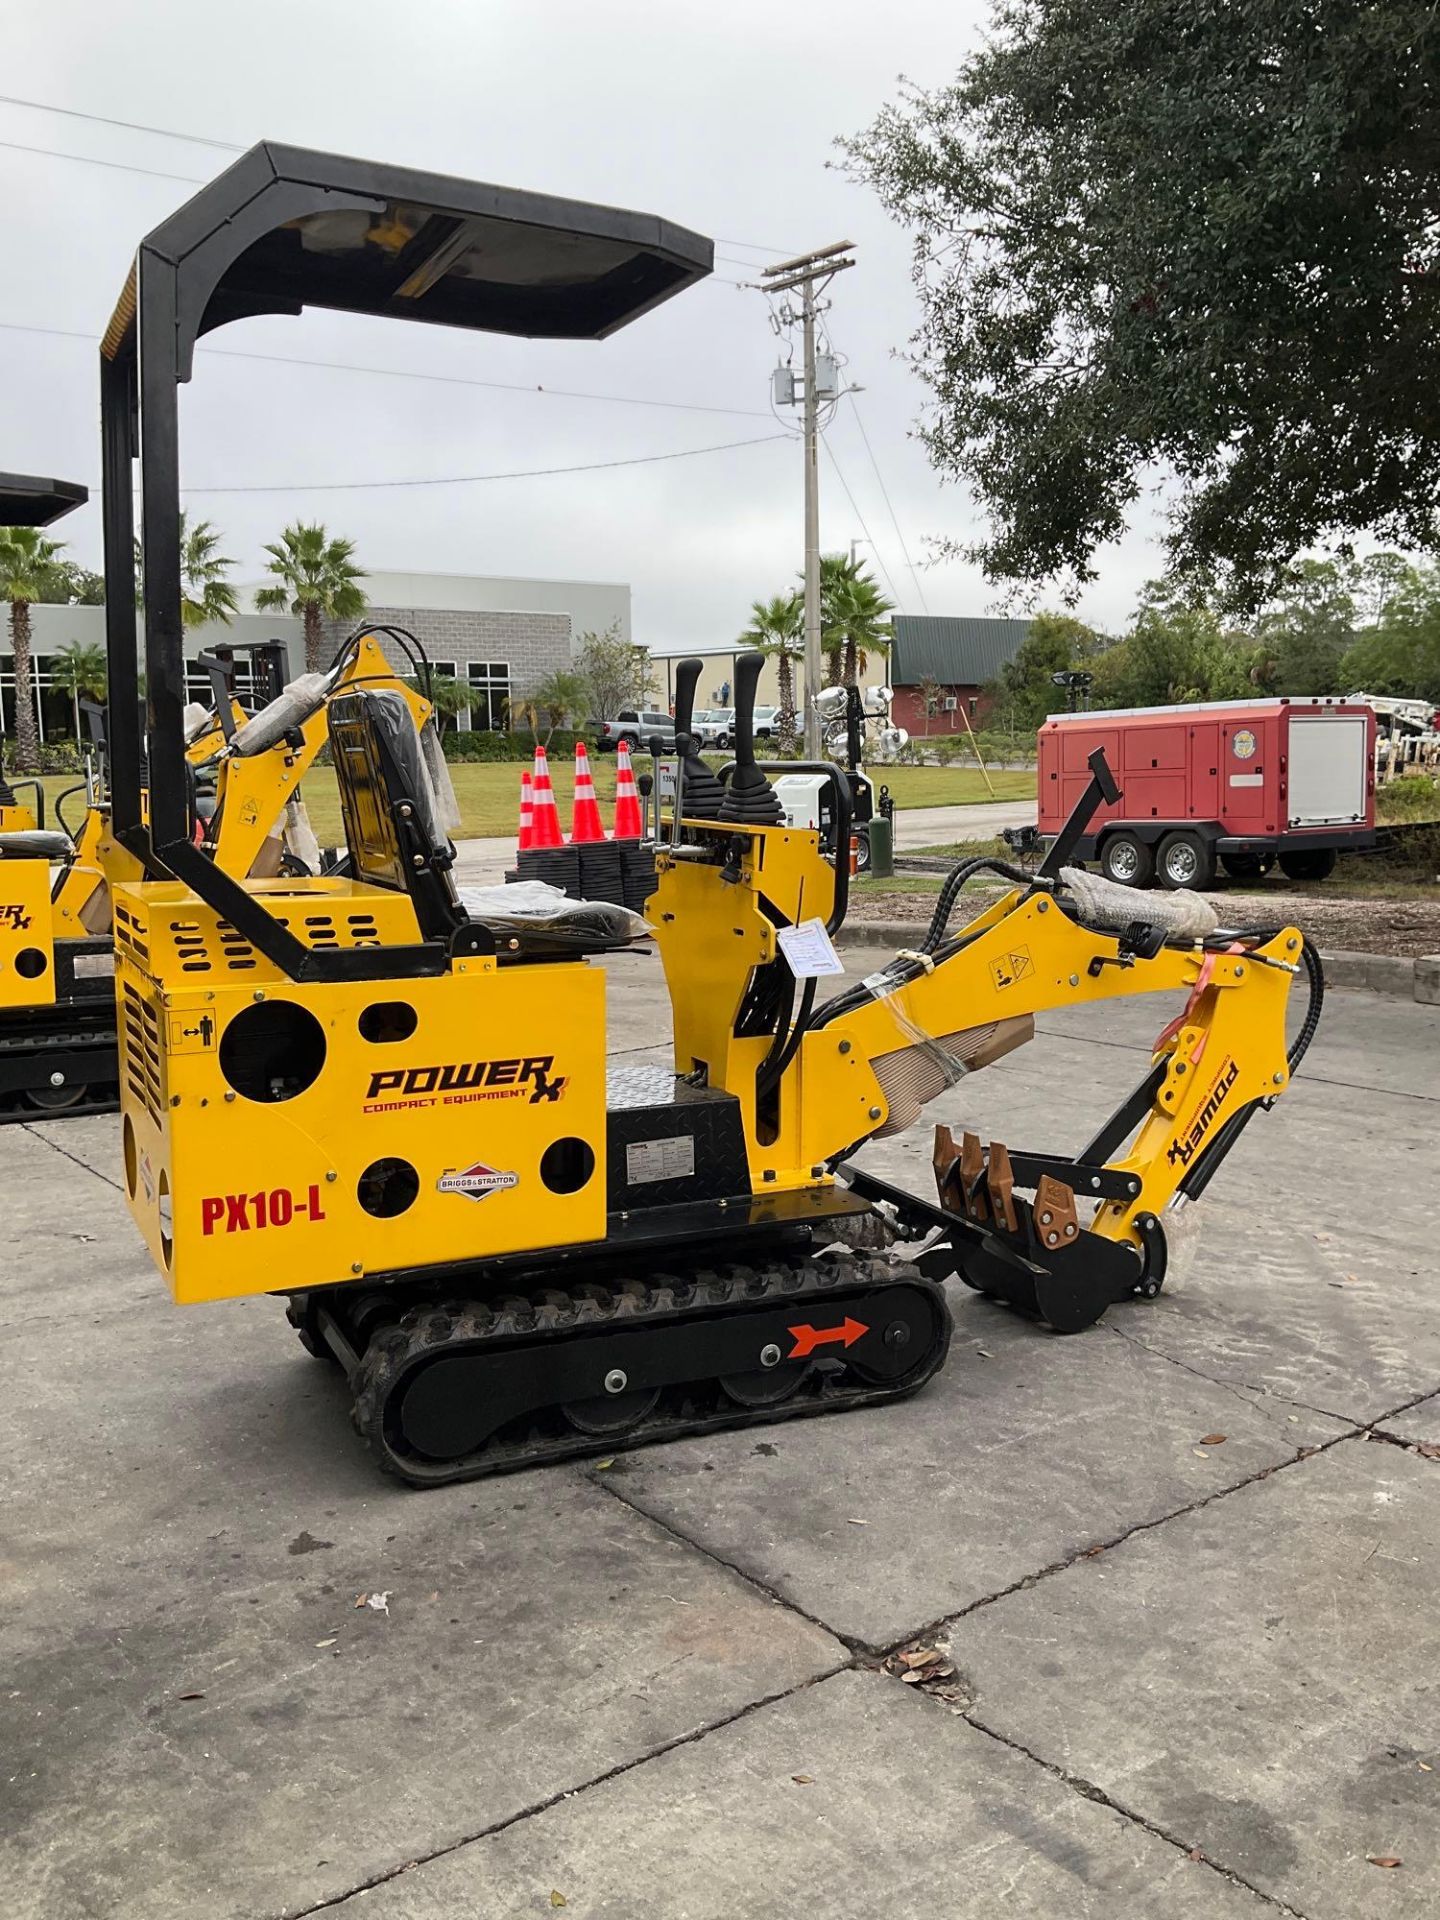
[757,976,816,1097]
[1212,926,1325,1076]
[53,782,87,844]
[1287,935,1325,1075]
[922,857,1041,954]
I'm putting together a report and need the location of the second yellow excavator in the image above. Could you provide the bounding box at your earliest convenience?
[0,604,439,1117]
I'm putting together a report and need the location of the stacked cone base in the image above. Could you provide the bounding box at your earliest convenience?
[509,840,647,909]
[514,844,582,897]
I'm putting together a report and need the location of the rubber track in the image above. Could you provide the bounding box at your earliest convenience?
[0,1020,119,1121]
[346,1249,951,1486]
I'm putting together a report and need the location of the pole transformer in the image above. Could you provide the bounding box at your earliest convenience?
[757,242,855,759]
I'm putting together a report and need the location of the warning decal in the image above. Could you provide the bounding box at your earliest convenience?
[991,947,1034,992]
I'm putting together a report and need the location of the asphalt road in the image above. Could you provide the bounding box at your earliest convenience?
[4,964,1436,1919]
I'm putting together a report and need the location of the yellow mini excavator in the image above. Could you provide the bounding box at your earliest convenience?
[102,146,1323,1483]
[0,470,129,1114]
[0,586,438,1116]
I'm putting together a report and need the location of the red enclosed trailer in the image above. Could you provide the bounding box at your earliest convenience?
[1037,697,1375,889]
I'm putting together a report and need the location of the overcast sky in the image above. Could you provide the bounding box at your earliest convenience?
[5,0,1168,647]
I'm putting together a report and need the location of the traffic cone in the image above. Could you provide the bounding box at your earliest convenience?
[613,737,645,840]
[528,745,563,849]
[517,770,535,851]
[569,743,606,843]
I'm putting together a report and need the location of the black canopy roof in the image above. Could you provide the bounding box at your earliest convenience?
[0,472,88,528]
[102,142,712,375]
[101,142,714,985]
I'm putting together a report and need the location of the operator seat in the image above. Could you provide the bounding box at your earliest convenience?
[0,830,71,861]
[327,689,466,942]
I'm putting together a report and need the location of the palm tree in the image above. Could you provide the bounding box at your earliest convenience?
[133,511,241,628]
[740,592,804,751]
[180,516,240,628]
[0,526,68,773]
[50,642,108,743]
[405,672,468,733]
[818,554,895,688]
[254,523,367,673]
[511,668,590,744]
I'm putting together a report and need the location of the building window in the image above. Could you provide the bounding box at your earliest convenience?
[185,657,256,709]
[467,660,510,731]
[2,654,73,743]
[427,660,457,731]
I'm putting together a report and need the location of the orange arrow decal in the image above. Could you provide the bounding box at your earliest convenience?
[787,1317,869,1359]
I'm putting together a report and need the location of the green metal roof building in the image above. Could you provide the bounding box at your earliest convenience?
[888,614,1031,730]
[889,615,1032,687]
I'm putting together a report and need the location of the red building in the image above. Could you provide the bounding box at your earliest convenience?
[888,615,1032,734]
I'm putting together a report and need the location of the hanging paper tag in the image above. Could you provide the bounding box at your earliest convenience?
[777,918,845,979]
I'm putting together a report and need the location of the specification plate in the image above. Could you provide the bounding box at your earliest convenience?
[626,1135,696,1185]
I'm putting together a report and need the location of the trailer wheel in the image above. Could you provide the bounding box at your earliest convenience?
[854,826,872,874]
[1099,832,1152,888]
[1278,847,1336,882]
[1156,830,1216,891]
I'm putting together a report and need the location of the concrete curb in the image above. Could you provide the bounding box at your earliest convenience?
[837,920,1440,1006]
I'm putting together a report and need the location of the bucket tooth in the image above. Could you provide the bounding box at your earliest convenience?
[1032,1174,1080,1253]
[985,1140,1018,1234]
[933,1124,961,1212]
[960,1130,988,1222]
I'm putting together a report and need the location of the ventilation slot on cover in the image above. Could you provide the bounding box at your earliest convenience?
[121,981,163,1125]
[113,902,149,964]
[216,923,257,972]
[169,919,211,973]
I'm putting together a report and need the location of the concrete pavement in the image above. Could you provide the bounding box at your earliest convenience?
[2,966,1436,1919]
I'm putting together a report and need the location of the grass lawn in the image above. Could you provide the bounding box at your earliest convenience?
[35,758,1036,846]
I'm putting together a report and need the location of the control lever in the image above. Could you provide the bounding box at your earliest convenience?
[645,734,674,844]
[672,655,725,824]
[1037,746,1124,880]
[719,650,784,826]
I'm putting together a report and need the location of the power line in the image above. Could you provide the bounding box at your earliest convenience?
[0,138,206,185]
[716,237,798,257]
[0,318,770,419]
[849,400,931,614]
[0,94,242,150]
[181,431,791,494]
[819,435,906,609]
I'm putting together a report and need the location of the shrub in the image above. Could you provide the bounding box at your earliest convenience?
[1377,772,1440,823]
[441,728,587,764]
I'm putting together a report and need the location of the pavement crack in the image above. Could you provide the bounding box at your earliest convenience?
[873,1425,1356,1661]
[18,1124,126,1193]
[958,1710,1312,1918]
[274,1670,836,1918]
[1102,1322,1355,1427]
[584,1461,854,1649]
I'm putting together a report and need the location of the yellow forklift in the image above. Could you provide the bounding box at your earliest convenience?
[103,145,1323,1482]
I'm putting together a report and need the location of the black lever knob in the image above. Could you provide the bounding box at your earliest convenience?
[672,654,724,821]
[719,649,783,827]
[674,657,702,739]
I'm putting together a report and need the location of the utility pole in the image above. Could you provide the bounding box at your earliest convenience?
[756,241,856,758]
